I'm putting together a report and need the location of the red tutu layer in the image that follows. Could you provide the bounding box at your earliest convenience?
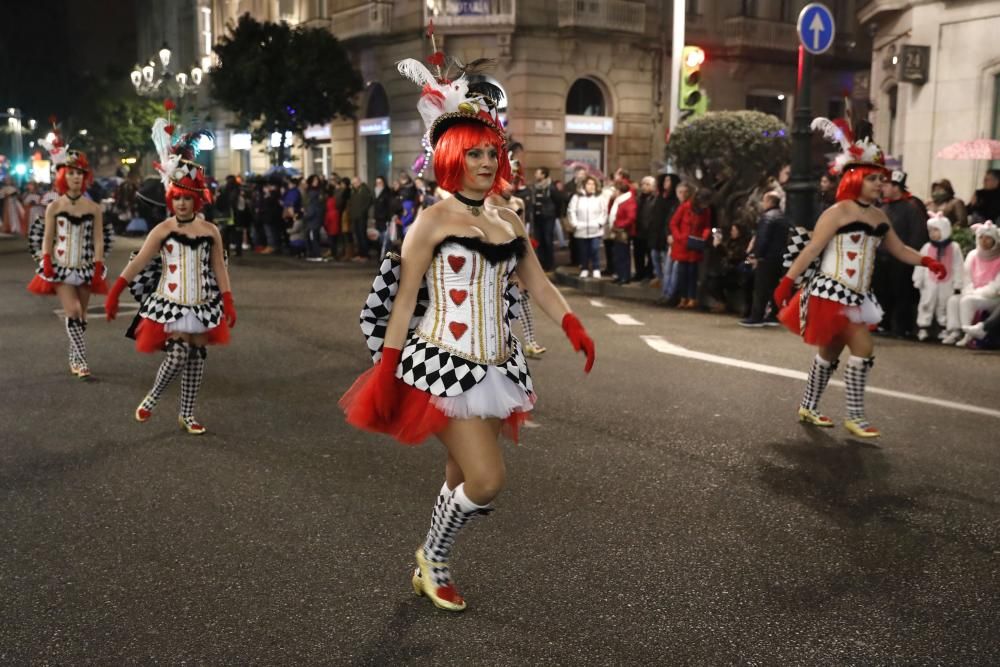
[339,366,530,445]
[26,275,56,295]
[134,317,231,353]
[27,275,108,295]
[778,291,873,347]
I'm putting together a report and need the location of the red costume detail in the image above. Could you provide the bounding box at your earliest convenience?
[26,275,57,295]
[104,276,128,320]
[222,291,237,328]
[90,261,108,294]
[133,318,230,354]
[432,122,511,196]
[777,292,874,347]
[561,313,595,373]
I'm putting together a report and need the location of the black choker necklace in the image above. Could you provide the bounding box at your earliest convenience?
[854,199,872,208]
[454,191,485,216]
[66,193,82,203]
[176,215,196,224]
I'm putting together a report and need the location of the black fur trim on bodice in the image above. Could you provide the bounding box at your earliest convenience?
[839,221,890,237]
[434,235,527,264]
[55,212,95,226]
[161,231,215,249]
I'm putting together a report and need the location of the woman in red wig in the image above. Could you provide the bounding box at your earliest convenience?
[340,56,596,612]
[27,135,107,379]
[104,121,237,435]
[774,118,946,438]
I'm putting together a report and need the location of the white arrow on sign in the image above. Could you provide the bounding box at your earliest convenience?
[809,13,824,50]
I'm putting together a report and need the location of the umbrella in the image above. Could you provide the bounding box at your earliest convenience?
[936,139,1000,160]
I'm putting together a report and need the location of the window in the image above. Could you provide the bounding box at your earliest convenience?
[686,0,700,16]
[746,93,787,121]
[887,85,898,156]
[740,0,757,18]
[566,79,606,116]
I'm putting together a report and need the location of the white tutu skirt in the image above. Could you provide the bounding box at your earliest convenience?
[845,294,884,326]
[431,366,535,420]
[164,311,210,334]
[62,271,86,286]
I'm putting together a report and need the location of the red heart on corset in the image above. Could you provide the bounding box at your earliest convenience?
[167,282,178,292]
[846,268,856,278]
[449,289,468,306]
[850,234,862,244]
[449,322,468,340]
[165,243,174,253]
[847,251,857,261]
[447,255,465,273]
[59,235,65,242]
[169,264,177,273]
[56,249,64,256]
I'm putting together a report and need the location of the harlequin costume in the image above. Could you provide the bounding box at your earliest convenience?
[339,52,595,612]
[27,128,111,378]
[104,118,236,435]
[774,118,946,438]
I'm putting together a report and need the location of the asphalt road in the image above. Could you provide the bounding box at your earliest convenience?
[1,236,998,665]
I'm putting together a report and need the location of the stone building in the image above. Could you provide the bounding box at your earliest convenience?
[860,0,1000,201]
[206,0,870,183]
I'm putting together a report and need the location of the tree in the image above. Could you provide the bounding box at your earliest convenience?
[211,14,364,166]
[666,111,791,227]
[85,96,163,169]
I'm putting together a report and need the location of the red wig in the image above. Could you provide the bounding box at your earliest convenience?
[54,166,94,195]
[835,165,886,202]
[165,184,206,214]
[433,121,511,196]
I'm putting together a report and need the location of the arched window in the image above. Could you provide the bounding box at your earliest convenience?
[566,78,606,116]
[366,82,390,118]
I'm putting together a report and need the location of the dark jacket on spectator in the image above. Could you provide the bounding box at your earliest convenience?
[970,187,1000,223]
[753,207,791,263]
[883,195,929,250]
[648,194,677,252]
[348,183,373,227]
[372,186,392,230]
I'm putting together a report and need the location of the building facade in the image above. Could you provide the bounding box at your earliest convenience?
[860,0,1000,201]
[206,0,870,184]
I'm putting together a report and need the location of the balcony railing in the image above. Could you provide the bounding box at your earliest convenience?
[425,0,516,34]
[721,16,799,51]
[557,0,647,35]
[329,1,392,41]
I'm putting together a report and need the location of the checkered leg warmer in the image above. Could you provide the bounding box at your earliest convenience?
[179,345,207,423]
[65,317,87,369]
[800,354,838,411]
[421,483,493,589]
[844,355,875,422]
[519,290,537,346]
[143,339,189,411]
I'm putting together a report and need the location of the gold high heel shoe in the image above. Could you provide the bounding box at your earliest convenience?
[798,406,834,427]
[178,415,207,435]
[412,548,467,612]
[844,417,880,438]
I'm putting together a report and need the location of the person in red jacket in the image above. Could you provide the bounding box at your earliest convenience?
[609,179,637,284]
[669,188,712,308]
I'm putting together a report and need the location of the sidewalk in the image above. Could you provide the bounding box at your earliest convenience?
[552,266,664,304]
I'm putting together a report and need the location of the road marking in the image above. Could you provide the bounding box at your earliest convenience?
[523,421,542,429]
[589,299,606,308]
[641,335,1000,419]
[607,313,644,326]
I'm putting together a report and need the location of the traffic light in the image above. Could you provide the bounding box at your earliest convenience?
[679,45,708,117]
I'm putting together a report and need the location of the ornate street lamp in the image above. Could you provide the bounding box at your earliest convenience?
[130,42,204,100]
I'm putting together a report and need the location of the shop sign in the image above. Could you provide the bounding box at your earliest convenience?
[899,45,930,85]
[564,115,614,135]
[358,117,391,136]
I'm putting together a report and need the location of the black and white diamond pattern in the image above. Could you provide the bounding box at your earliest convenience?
[397,336,488,397]
[128,253,162,302]
[360,252,429,363]
[809,276,865,306]
[130,248,225,327]
[27,217,44,258]
[783,226,819,286]
[29,214,107,283]
[497,337,534,396]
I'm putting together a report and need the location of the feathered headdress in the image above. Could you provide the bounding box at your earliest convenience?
[38,117,90,173]
[151,117,213,202]
[811,116,885,175]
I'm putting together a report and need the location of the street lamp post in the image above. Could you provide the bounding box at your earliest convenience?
[130,42,204,106]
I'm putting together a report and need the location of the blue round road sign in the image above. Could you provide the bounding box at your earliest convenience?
[797,3,836,55]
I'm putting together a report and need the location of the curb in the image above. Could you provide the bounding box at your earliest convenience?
[552,267,664,304]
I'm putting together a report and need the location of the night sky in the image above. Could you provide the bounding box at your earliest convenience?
[0,0,137,124]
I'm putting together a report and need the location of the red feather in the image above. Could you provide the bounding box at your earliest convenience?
[163,99,176,111]
[164,124,175,136]
[421,85,445,104]
[425,20,435,38]
[427,51,445,68]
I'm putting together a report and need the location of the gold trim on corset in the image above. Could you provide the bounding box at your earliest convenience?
[415,329,514,366]
[476,253,486,359]
[432,254,443,340]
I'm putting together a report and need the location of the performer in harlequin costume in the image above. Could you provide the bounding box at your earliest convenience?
[774,118,947,438]
[339,52,596,612]
[104,119,237,435]
[27,125,109,379]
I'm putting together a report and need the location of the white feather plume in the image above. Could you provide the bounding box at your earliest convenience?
[810,117,851,151]
[398,58,475,134]
[151,117,180,188]
[396,59,437,88]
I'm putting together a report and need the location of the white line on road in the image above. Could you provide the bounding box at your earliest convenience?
[589,299,607,308]
[607,313,644,326]
[54,304,138,318]
[641,335,1000,419]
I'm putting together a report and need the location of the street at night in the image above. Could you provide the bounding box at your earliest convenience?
[2,237,997,664]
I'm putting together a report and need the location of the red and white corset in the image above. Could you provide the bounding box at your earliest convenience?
[52,213,93,269]
[415,241,517,365]
[154,238,210,306]
[817,224,885,295]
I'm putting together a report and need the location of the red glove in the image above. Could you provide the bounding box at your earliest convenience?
[104,276,128,321]
[773,276,795,309]
[373,347,402,422]
[921,256,947,280]
[42,253,54,278]
[90,261,108,293]
[561,313,595,373]
[222,291,237,328]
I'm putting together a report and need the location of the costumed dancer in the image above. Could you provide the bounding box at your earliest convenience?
[104,119,237,435]
[913,212,964,342]
[27,126,109,379]
[773,117,947,438]
[340,49,596,612]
